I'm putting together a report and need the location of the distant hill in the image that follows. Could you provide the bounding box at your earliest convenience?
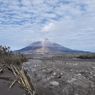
[17,39,91,54]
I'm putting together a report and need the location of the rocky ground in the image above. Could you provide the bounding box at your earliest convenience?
[23,58,95,95]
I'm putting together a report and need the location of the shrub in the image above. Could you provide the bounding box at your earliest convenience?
[0,45,27,65]
[77,54,95,59]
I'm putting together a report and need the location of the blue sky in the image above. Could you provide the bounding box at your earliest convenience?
[0,0,95,52]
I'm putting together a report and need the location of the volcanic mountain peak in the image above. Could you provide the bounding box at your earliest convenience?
[17,40,90,54]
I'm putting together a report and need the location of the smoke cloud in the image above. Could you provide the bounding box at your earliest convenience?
[42,23,55,32]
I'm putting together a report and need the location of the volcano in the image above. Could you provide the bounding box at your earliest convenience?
[17,39,90,54]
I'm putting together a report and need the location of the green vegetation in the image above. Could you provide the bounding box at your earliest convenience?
[77,54,95,59]
[0,45,27,65]
[48,54,95,60]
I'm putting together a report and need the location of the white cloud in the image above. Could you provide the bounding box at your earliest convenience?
[0,0,95,51]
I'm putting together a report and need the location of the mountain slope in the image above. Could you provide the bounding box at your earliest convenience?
[17,40,90,54]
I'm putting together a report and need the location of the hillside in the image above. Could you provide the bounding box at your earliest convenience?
[17,39,90,54]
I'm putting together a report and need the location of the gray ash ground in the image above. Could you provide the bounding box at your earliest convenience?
[0,64,26,95]
[23,58,95,95]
